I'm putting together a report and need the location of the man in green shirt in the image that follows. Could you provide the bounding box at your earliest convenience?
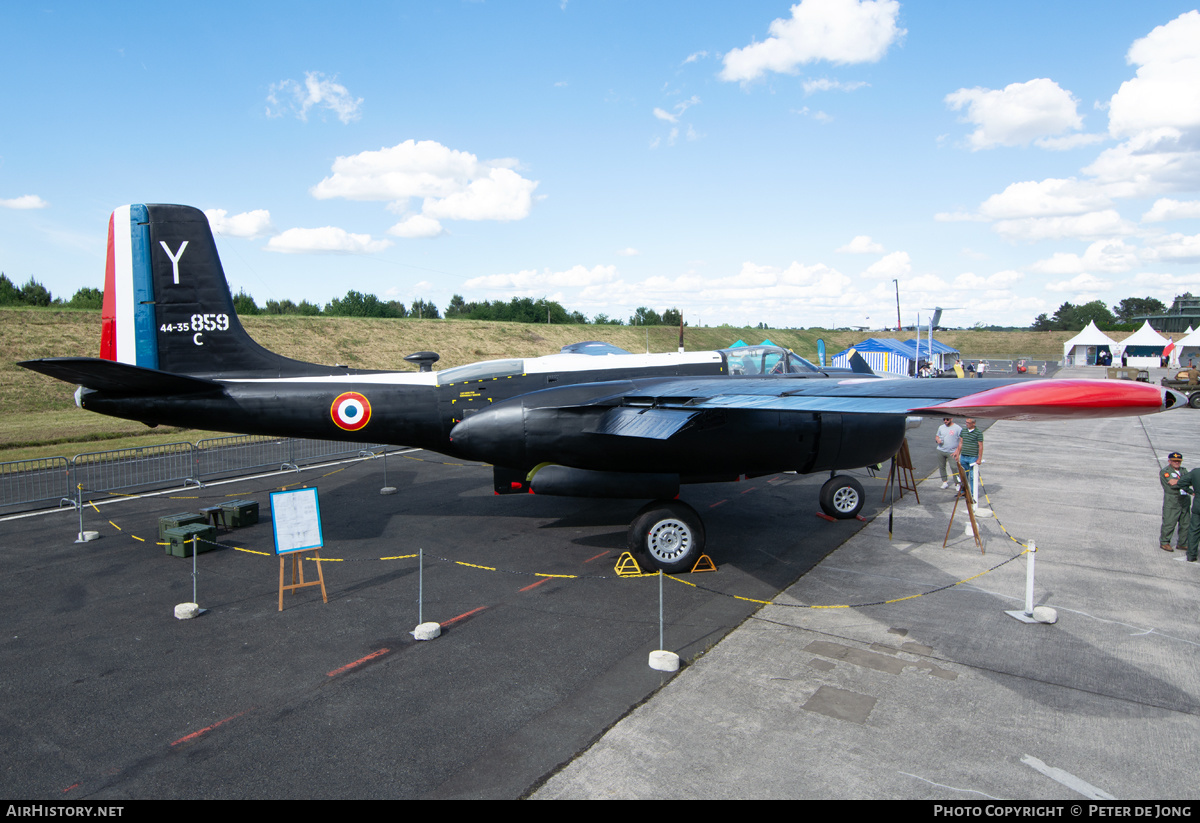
[953,418,984,492]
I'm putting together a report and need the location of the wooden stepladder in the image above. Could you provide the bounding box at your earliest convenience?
[279,550,328,611]
[883,438,920,504]
[944,462,984,554]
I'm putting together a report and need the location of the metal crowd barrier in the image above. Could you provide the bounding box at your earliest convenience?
[195,435,295,478]
[0,437,390,515]
[0,456,71,511]
[71,442,197,497]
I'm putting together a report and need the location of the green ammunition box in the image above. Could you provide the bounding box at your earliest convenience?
[158,512,207,542]
[163,524,217,557]
[220,499,259,528]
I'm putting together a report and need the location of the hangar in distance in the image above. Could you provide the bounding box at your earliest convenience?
[19,205,1186,571]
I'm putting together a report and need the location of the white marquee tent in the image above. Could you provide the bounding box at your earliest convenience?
[1118,321,1169,368]
[1171,327,1200,368]
[1062,321,1118,366]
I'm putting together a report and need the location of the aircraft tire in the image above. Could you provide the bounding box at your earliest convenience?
[819,476,864,519]
[629,500,705,574]
[1189,392,1200,409]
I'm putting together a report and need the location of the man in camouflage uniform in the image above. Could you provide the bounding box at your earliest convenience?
[1161,452,1190,554]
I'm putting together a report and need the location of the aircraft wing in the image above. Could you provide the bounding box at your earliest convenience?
[580,375,1184,423]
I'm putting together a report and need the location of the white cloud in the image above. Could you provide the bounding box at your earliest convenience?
[0,195,48,209]
[945,79,1085,150]
[204,208,272,238]
[266,72,362,124]
[1028,239,1140,274]
[837,235,884,253]
[803,78,869,95]
[617,247,639,256]
[951,270,1024,292]
[1132,271,1200,292]
[652,95,700,125]
[1081,13,1200,200]
[265,227,393,254]
[1034,133,1107,151]
[313,140,485,201]
[1044,273,1113,295]
[719,0,905,83]
[464,264,618,293]
[1107,11,1200,138]
[991,210,1137,241]
[863,250,910,277]
[683,51,709,64]
[388,214,444,238]
[311,139,538,224]
[933,211,987,222]
[1143,233,1200,264]
[978,178,1111,219]
[1143,198,1200,222]
[1083,128,1200,198]
[420,167,538,222]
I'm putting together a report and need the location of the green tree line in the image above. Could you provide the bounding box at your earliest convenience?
[0,273,103,309]
[1030,297,1167,332]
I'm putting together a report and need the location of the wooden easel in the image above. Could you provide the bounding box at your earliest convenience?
[944,463,983,554]
[278,549,328,611]
[883,438,920,503]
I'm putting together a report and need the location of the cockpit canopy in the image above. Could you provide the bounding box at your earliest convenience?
[720,345,820,375]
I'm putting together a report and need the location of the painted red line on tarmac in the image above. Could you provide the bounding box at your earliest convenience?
[709,500,728,508]
[519,578,553,592]
[741,487,756,494]
[327,647,391,677]
[62,783,79,793]
[584,551,611,564]
[171,711,247,746]
[441,606,487,626]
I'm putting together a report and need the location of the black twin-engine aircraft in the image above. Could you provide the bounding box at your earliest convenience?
[20,205,1185,571]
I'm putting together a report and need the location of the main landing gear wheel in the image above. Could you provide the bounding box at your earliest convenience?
[628,500,706,574]
[819,475,865,519]
[1189,392,1200,409]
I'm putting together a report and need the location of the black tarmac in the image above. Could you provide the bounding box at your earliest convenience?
[1,442,913,799]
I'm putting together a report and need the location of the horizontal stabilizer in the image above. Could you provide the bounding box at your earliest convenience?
[19,357,221,395]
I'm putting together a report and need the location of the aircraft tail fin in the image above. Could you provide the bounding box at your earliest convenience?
[100,204,331,379]
[847,349,875,375]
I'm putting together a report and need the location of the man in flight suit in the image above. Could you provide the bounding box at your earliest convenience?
[1161,452,1190,555]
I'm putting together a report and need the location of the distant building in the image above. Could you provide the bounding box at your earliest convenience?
[1137,293,1200,334]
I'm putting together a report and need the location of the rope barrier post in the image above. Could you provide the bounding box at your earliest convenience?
[71,485,98,543]
[173,536,205,620]
[1005,540,1057,624]
[412,547,441,640]
[649,569,680,672]
[381,448,396,496]
[972,461,992,518]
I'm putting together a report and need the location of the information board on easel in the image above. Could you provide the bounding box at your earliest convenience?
[270,487,329,610]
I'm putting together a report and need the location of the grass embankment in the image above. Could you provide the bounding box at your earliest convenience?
[0,307,1101,463]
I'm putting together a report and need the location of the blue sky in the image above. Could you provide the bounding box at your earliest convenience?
[2,1,1199,329]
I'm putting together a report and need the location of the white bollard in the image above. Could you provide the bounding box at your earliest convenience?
[1006,541,1057,624]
